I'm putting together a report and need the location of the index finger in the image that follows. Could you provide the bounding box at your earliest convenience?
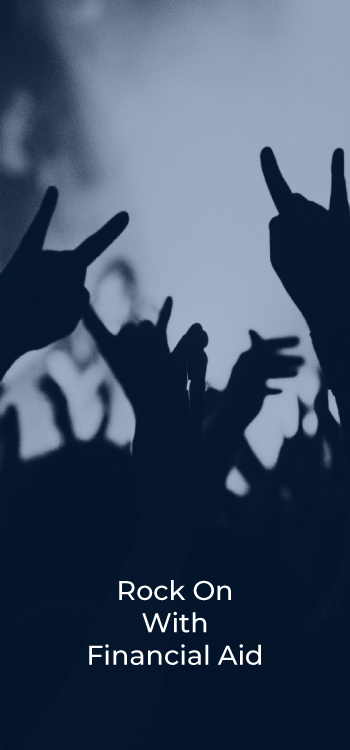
[74,211,129,268]
[156,296,173,331]
[260,147,293,213]
[266,335,300,349]
[330,148,350,220]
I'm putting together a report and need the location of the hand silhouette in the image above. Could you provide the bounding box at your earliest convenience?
[260,147,350,332]
[202,331,302,508]
[0,187,129,377]
[133,321,208,531]
[225,330,303,427]
[19,325,208,750]
[83,296,173,415]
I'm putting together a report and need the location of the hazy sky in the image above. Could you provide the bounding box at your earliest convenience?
[45,0,350,370]
[5,0,347,464]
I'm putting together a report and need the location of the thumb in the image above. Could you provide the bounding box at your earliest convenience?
[329,148,350,220]
[265,386,283,396]
[16,186,58,257]
[74,211,129,268]
[83,303,113,353]
[249,329,263,348]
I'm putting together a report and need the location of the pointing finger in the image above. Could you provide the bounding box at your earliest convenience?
[156,296,173,331]
[17,186,58,257]
[74,211,129,268]
[266,335,300,350]
[260,147,293,214]
[329,148,350,219]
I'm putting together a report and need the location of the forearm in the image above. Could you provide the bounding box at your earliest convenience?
[310,325,350,462]
[0,340,21,381]
[203,401,248,487]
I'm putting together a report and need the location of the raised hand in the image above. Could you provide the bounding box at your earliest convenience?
[202,331,303,508]
[20,323,208,750]
[260,147,350,332]
[133,321,208,530]
[0,187,129,377]
[83,295,173,415]
[224,329,303,427]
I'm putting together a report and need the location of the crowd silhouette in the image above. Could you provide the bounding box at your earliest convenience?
[0,148,349,749]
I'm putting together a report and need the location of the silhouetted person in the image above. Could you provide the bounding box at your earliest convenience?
[258,145,350,748]
[20,321,209,750]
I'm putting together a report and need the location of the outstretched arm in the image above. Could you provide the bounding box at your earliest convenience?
[261,147,350,458]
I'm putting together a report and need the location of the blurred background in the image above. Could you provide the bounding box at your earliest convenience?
[0,0,347,472]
